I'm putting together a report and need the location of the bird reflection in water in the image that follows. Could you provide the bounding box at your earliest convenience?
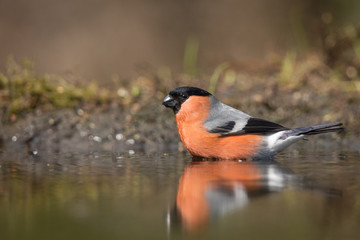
[167,158,340,231]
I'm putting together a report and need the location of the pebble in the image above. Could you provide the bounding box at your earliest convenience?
[93,136,102,143]
[115,133,123,141]
[126,139,135,145]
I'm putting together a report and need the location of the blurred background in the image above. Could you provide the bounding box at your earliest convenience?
[1,0,360,80]
[1,0,360,136]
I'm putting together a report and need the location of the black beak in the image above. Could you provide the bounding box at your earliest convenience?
[162,95,176,108]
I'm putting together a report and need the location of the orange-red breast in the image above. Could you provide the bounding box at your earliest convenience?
[162,86,343,160]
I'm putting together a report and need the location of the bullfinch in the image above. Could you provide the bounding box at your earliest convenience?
[162,86,343,160]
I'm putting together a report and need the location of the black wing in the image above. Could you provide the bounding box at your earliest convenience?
[240,118,288,134]
[210,118,288,137]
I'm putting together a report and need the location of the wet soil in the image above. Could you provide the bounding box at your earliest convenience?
[0,95,358,158]
[0,101,180,156]
[1,54,360,156]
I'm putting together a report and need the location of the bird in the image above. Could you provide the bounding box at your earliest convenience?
[162,86,344,160]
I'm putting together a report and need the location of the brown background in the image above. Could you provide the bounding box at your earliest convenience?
[0,0,359,79]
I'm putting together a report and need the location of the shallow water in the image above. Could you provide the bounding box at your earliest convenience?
[0,149,360,240]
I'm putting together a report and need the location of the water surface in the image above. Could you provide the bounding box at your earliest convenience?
[0,150,359,240]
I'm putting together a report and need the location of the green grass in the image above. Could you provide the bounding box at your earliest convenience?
[208,62,229,94]
[0,58,112,122]
[183,36,199,76]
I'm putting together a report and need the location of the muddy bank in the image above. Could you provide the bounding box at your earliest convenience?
[1,54,360,157]
[0,101,181,156]
[0,96,358,158]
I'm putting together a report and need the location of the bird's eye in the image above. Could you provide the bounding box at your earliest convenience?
[172,92,188,101]
[178,94,188,100]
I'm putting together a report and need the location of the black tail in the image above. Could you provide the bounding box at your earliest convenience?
[291,122,344,136]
